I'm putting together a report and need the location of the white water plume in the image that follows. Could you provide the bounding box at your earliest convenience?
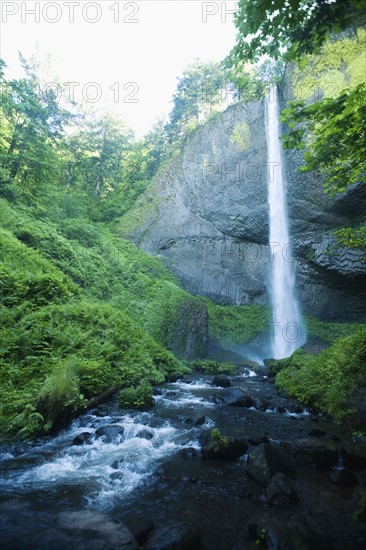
[265,85,306,359]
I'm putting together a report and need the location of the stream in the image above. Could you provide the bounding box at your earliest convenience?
[1,370,366,549]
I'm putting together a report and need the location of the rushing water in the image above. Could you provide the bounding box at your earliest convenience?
[265,85,306,359]
[0,379,215,512]
[1,372,348,549]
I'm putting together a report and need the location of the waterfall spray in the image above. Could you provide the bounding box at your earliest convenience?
[265,85,306,359]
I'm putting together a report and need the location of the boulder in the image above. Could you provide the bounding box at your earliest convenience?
[194,415,206,426]
[72,432,92,445]
[181,447,199,460]
[329,468,359,487]
[121,514,155,545]
[233,395,255,408]
[167,374,181,383]
[248,435,270,446]
[136,429,154,440]
[212,375,231,388]
[182,414,206,426]
[342,437,366,470]
[95,424,124,442]
[267,473,299,507]
[294,438,340,468]
[249,510,330,550]
[144,522,200,550]
[247,443,296,485]
[202,437,248,460]
[308,428,326,437]
[213,387,251,406]
[57,510,138,549]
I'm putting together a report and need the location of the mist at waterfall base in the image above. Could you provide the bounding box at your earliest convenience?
[265,85,307,360]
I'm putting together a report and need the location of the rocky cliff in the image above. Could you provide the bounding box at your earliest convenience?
[119,32,366,322]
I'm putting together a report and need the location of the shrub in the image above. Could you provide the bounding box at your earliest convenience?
[275,328,366,419]
[37,358,87,429]
[211,428,229,452]
[186,359,237,374]
[118,383,154,410]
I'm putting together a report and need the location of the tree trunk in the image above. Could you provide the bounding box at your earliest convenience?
[66,157,77,189]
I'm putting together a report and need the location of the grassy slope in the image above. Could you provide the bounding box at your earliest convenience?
[0,195,192,437]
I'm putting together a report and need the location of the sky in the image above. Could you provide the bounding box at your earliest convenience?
[0,1,238,136]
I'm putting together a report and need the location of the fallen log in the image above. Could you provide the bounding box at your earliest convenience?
[86,386,119,409]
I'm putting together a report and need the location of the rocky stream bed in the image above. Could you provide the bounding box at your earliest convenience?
[1,369,366,549]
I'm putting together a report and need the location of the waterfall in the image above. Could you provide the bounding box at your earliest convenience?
[265,85,306,359]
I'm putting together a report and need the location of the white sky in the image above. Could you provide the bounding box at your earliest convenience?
[0,1,238,136]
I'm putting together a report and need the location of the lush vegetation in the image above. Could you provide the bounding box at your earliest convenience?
[205,302,270,346]
[1,7,366,439]
[231,3,366,250]
[229,0,366,63]
[0,54,268,439]
[184,360,237,375]
[274,328,366,420]
[118,383,155,411]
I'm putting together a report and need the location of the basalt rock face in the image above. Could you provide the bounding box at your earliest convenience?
[119,97,366,321]
[120,101,271,307]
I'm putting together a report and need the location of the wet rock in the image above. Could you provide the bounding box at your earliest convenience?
[342,437,366,470]
[213,387,249,406]
[202,437,248,460]
[153,387,163,396]
[198,430,211,447]
[212,375,231,388]
[258,399,271,411]
[294,438,340,468]
[233,395,255,408]
[57,510,138,549]
[267,472,299,507]
[144,522,200,550]
[329,468,359,487]
[93,410,109,417]
[136,429,154,440]
[247,443,296,485]
[248,435,270,446]
[72,432,92,445]
[110,471,123,480]
[351,486,366,522]
[121,514,155,544]
[167,374,181,383]
[308,428,326,437]
[250,511,330,550]
[181,447,199,460]
[194,415,206,426]
[95,424,125,442]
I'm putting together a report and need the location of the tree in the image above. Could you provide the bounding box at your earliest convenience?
[166,59,229,144]
[0,55,70,193]
[281,83,366,196]
[229,0,366,64]
[63,112,132,197]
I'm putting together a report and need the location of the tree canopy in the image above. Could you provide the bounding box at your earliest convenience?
[229,0,366,63]
[281,83,366,195]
